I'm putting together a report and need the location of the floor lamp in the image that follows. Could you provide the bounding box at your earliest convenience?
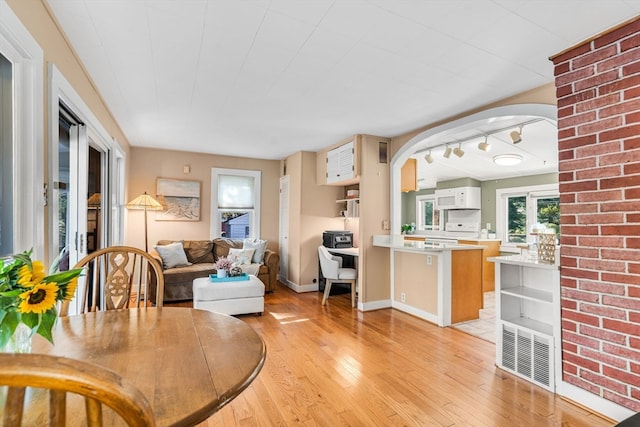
[126,192,163,252]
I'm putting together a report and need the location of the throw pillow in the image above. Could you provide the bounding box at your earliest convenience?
[227,247,256,266]
[242,238,267,264]
[155,241,191,269]
[183,240,214,264]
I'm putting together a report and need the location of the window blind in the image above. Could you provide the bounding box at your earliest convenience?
[218,174,254,209]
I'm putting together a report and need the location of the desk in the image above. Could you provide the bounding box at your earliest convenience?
[327,246,359,257]
[29,307,266,426]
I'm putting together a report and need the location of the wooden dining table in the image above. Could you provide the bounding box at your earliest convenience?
[27,307,266,426]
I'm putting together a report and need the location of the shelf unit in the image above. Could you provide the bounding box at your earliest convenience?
[336,197,360,218]
[492,257,560,391]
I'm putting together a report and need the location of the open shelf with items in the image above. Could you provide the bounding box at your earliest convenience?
[336,197,359,218]
[491,256,560,392]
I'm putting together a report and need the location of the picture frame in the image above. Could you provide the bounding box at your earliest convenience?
[155,178,200,221]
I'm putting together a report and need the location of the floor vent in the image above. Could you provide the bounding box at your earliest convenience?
[500,323,553,390]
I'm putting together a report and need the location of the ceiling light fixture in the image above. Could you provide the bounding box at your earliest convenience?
[424,151,433,164]
[443,145,452,158]
[510,125,524,144]
[453,143,464,158]
[477,136,491,152]
[493,153,523,166]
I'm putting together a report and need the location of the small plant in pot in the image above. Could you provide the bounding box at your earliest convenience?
[214,257,233,278]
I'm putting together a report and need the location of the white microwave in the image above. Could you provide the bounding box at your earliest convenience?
[435,187,481,210]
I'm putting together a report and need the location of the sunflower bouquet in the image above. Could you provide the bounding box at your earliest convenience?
[0,249,84,349]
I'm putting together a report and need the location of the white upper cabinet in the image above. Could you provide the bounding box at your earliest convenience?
[326,141,354,184]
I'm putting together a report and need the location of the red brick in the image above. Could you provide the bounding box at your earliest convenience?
[602,248,640,261]
[604,342,640,363]
[630,264,640,275]
[604,318,640,338]
[579,280,626,295]
[602,273,640,286]
[562,246,598,258]
[558,149,575,162]
[562,331,600,352]
[576,140,621,156]
[627,111,640,124]
[598,49,640,74]
[562,288,600,302]
[629,238,640,249]
[601,225,640,236]
[624,137,640,149]
[576,92,621,113]
[627,188,640,199]
[601,201,640,212]
[562,269,600,283]
[560,225,600,236]
[600,123,640,142]
[605,390,640,412]
[558,178,597,190]
[557,66,595,87]
[561,203,598,214]
[603,295,640,310]
[557,134,597,150]
[564,373,600,394]
[560,215,576,226]
[575,70,622,92]
[581,324,628,344]
[600,75,640,96]
[628,213,640,222]
[558,111,597,129]
[561,308,601,327]
[632,362,640,374]
[558,89,597,109]
[577,213,625,224]
[564,341,578,355]
[621,34,640,52]
[630,312,640,324]
[561,235,577,246]
[560,193,577,204]
[578,116,624,135]
[563,319,578,332]
[576,189,621,202]
[561,276,577,289]
[552,43,592,65]
[580,370,629,396]
[562,298,578,309]
[555,62,571,77]
[601,175,640,190]
[627,286,640,297]
[625,162,640,175]
[578,236,624,247]
[579,258,627,273]
[604,365,640,388]
[625,86,640,100]
[558,105,574,118]
[601,98,640,119]
[560,255,577,267]
[580,301,627,318]
[558,127,576,139]
[576,166,621,180]
[581,347,628,369]
[631,337,640,349]
[623,60,640,76]
[574,45,618,69]
[564,361,578,375]
[564,344,602,366]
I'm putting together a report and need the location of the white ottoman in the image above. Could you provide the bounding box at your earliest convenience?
[193,275,265,316]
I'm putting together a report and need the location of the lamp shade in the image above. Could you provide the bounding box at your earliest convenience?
[126,192,163,211]
[493,154,523,166]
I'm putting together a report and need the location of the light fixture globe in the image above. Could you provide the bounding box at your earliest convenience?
[493,153,523,166]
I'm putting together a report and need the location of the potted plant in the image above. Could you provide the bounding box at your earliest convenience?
[214,256,232,278]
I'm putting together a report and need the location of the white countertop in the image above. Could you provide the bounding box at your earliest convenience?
[372,235,484,252]
[488,254,559,270]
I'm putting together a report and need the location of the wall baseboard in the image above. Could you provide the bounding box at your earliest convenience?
[557,381,634,422]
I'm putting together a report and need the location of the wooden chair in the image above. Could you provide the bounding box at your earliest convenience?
[61,246,164,316]
[0,353,155,426]
[318,246,357,307]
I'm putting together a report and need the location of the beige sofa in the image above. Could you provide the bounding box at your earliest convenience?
[150,239,279,302]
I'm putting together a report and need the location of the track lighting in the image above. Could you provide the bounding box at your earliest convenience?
[510,125,523,144]
[493,153,523,166]
[478,136,491,152]
[424,151,433,164]
[443,145,452,158]
[453,143,464,158]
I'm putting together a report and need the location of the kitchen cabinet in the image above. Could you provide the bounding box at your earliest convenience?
[490,255,560,391]
[400,159,417,192]
[458,239,500,292]
[327,140,355,184]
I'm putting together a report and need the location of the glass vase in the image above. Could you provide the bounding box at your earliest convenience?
[3,323,34,353]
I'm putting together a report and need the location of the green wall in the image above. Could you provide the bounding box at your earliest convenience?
[401,173,558,230]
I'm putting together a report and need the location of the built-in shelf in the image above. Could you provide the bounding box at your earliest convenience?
[501,286,553,304]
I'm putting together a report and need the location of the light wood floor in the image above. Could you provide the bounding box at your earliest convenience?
[169,283,615,427]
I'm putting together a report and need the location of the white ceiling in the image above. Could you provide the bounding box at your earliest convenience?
[46,1,639,184]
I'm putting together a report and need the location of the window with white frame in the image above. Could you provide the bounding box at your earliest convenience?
[496,184,559,246]
[211,168,261,239]
[415,194,440,231]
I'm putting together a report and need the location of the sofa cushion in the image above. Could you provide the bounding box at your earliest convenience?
[228,248,255,266]
[243,238,268,264]
[155,241,191,269]
[212,238,242,260]
[163,262,215,284]
[183,240,214,264]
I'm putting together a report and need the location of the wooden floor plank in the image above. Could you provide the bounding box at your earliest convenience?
[179,283,614,427]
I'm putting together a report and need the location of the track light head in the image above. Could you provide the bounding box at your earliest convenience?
[453,143,464,158]
[443,145,452,158]
[510,126,523,144]
[424,151,434,164]
[478,136,491,152]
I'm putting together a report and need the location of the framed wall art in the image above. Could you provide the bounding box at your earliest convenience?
[155,178,201,221]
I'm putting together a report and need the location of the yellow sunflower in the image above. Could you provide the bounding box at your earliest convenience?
[17,261,46,287]
[63,277,78,301]
[18,282,59,314]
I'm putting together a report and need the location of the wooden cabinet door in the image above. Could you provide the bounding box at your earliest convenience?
[401,158,417,192]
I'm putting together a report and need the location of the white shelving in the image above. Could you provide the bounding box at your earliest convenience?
[336,197,359,218]
[491,256,560,392]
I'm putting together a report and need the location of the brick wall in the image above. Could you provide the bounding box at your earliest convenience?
[552,17,640,410]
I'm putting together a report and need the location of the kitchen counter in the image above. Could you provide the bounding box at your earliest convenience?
[373,235,484,326]
[488,254,559,270]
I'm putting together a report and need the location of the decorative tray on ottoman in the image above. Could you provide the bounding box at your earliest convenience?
[209,273,250,282]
